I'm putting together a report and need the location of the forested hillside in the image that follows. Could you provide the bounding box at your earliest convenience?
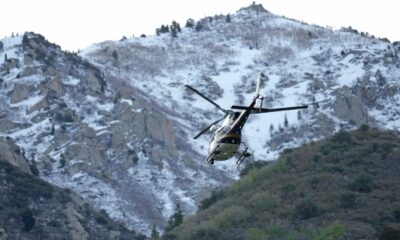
[164,126,400,240]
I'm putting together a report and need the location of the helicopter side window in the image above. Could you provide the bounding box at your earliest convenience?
[210,135,215,142]
[222,126,230,133]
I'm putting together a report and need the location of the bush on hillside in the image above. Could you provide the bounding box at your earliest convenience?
[348,172,374,193]
[293,198,321,219]
[199,189,225,210]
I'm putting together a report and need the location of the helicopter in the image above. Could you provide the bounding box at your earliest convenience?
[185,74,310,165]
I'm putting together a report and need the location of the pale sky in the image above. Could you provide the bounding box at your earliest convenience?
[1,0,398,51]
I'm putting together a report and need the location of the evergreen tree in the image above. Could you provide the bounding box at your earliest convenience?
[171,27,177,38]
[226,14,231,23]
[172,21,181,32]
[297,110,302,120]
[150,225,159,240]
[59,154,66,168]
[185,18,195,28]
[195,22,203,32]
[50,123,55,135]
[161,25,169,33]
[170,21,180,38]
[165,204,184,232]
[22,34,29,45]
[284,114,289,128]
[112,50,118,61]
[269,124,274,137]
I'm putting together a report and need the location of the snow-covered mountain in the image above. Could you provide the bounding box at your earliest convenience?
[1,3,399,235]
[82,4,399,157]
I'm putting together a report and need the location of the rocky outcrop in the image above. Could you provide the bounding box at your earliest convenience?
[333,86,369,126]
[65,202,89,240]
[0,118,18,132]
[0,137,31,174]
[10,84,33,104]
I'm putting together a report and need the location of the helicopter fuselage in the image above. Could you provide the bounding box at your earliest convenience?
[208,95,259,162]
[208,131,241,161]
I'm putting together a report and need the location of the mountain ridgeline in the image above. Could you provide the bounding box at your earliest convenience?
[163,126,400,240]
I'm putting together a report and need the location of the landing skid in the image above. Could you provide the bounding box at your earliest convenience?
[236,143,251,166]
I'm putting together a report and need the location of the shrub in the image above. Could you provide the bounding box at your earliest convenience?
[379,224,400,240]
[315,222,345,240]
[55,112,74,123]
[22,209,35,232]
[348,172,374,193]
[165,204,184,232]
[332,131,353,144]
[338,192,357,209]
[95,209,110,225]
[187,225,220,240]
[309,176,320,190]
[394,208,400,222]
[293,198,320,219]
[199,189,225,210]
[213,206,250,229]
[248,192,278,212]
[245,228,268,240]
[240,161,269,177]
[359,124,370,132]
[281,183,296,198]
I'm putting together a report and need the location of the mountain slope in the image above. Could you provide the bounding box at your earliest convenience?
[0,137,145,240]
[1,3,400,235]
[0,32,233,234]
[164,126,400,239]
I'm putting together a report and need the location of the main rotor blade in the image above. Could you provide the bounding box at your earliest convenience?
[231,105,308,113]
[193,116,226,139]
[185,85,228,114]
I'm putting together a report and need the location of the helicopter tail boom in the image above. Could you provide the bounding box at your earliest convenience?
[255,73,261,96]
